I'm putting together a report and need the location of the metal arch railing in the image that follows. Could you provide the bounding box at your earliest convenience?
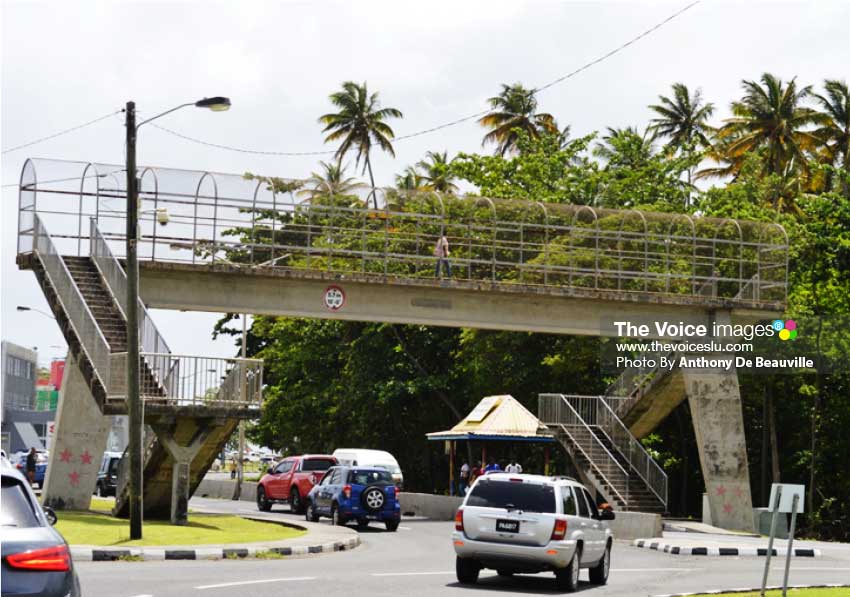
[26,214,113,392]
[539,393,630,507]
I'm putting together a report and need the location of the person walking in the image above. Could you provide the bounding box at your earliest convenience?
[25,447,37,486]
[229,458,237,480]
[434,233,452,278]
[459,462,470,496]
[505,459,523,474]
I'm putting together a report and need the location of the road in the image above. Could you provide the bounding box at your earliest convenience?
[76,497,850,597]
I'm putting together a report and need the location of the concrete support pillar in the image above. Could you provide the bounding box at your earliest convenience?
[43,353,111,510]
[683,355,755,532]
[152,425,210,526]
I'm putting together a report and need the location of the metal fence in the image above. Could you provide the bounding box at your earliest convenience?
[17,158,789,306]
[107,353,263,408]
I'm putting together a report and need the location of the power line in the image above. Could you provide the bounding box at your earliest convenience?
[1,110,123,155]
[149,1,700,155]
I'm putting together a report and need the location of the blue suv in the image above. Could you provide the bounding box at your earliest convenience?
[305,466,401,531]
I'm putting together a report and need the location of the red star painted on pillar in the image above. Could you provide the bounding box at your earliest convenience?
[68,471,80,486]
[733,486,744,499]
[80,450,92,465]
[60,448,72,463]
[723,502,733,514]
[716,485,727,497]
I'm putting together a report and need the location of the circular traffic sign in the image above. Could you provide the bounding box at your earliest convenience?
[323,285,346,311]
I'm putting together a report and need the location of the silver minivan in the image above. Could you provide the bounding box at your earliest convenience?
[452,473,614,592]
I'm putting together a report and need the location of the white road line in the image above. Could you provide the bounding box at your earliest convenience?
[611,568,703,572]
[195,577,316,590]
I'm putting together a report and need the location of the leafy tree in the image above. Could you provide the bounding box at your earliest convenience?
[649,83,715,153]
[319,81,403,207]
[394,166,424,191]
[297,161,365,203]
[478,83,558,156]
[416,151,458,193]
[812,79,850,194]
[593,126,657,168]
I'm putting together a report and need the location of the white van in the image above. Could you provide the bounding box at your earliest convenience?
[332,449,404,488]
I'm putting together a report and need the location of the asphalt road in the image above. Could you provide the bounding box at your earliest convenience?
[75,498,850,597]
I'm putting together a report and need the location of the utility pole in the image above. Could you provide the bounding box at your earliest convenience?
[233,313,247,500]
[125,101,143,540]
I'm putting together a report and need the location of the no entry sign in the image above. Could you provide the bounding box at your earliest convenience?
[323,285,346,311]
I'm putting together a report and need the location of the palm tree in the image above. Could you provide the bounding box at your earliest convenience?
[416,151,458,193]
[479,83,557,156]
[713,73,822,178]
[593,126,656,167]
[319,81,403,207]
[395,166,424,191]
[297,161,365,203]
[649,83,715,152]
[812,79,850,193]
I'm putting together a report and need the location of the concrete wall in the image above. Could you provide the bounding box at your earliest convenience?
[608,511,662,540]
[196,478,257,501]
[398,493,463,520]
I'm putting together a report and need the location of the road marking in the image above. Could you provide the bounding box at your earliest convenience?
[371,571,455,577]
[195,577,316,590]
[611,568,703,572]
[398,526,412,531]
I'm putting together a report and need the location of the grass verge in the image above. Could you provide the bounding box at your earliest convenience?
[55,511,305,547]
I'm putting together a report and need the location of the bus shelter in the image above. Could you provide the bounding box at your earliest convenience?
[426,395,555,495]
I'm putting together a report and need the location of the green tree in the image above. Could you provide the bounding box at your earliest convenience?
[713,73,822,179]
[416,151,458,193]
[812,79,850,194]
[395,166,424,191]
[319,81,403,207]
[593,126,656,168]
[297,161,365,203]
[649,83,715,153]
[478,83,558,156]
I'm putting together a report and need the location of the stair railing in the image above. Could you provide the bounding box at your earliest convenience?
[90,219,174,391]
[592,396,668,506]
[29,214,113,391]
[539,393,629,507]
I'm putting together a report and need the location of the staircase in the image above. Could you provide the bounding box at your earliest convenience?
[20,214,263,520]
[539,393,666,513]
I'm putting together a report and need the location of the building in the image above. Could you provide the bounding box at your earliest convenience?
[1,341,48,454]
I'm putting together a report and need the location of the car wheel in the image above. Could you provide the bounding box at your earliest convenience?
[331,503,346,526]
[306,503,320,523]
[384,519,399,532]
[555,548,580,592]
[256,486,272,512]
[589,542,611,585]
[497,570,513,577]
[456,556,480,584]
[290,489,303,514]
[357,518,369,529]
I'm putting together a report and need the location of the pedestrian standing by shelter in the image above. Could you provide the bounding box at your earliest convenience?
[505,459,523,473]
[459,462,470,496]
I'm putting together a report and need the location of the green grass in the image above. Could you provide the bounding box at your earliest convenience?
[55,511,305,547]
[709,589,850,597]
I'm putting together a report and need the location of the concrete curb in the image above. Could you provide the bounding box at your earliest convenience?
[653,584,850,596]
[634,539,821,557]
[71,535,360,562]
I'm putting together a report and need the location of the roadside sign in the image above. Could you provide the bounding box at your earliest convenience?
[323,285,345,311]
[768,483,805,513]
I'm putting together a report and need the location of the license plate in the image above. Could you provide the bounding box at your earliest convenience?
[496,519,519,533]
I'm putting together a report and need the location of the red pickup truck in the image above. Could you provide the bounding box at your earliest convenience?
[256,454,337,513]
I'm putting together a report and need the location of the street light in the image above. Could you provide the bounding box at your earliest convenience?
[16,305,56,320]
[125,96,230,540]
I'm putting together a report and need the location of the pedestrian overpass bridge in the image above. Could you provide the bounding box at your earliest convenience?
[16,158,789,531]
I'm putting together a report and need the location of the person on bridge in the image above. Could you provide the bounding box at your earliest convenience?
[434,234,451,278]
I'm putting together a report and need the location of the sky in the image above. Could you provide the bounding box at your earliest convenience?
[1,0,848,365]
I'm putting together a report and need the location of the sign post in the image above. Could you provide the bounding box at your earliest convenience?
[761,483,805,597]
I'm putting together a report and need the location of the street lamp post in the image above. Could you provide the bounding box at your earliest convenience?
[124,96,230,540]
[16,305,56,320]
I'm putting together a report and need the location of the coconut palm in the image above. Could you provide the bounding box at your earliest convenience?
[593,126,656,167]
[395,166,424,191]
[649,83,715,152]
[812,79,850,193]
[416,151,458,193]
[714,73,822,178]
[319,81,403,207]
[479,83,558,156]
[297,161,365,203]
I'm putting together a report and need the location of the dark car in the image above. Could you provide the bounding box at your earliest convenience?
[1,460,80,596]
[305,466,401,531]
[94,451,123,497]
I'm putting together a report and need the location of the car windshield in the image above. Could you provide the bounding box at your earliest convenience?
[466,479,556,513]
[301,458,335,472]
[350,469,393,485]
[1,477,41,528]
[107,458,120,475]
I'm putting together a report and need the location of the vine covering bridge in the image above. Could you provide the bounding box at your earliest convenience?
[16,158,788,530]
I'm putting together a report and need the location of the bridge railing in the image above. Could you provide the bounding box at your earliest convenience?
[16,158,790,306]
[106,353,263,409]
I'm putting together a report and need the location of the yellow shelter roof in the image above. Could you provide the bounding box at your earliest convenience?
[426,395,554,442]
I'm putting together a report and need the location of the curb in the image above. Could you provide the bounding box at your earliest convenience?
[71,535,360,562]
[653,584,850,597]
[633,539,821,557]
